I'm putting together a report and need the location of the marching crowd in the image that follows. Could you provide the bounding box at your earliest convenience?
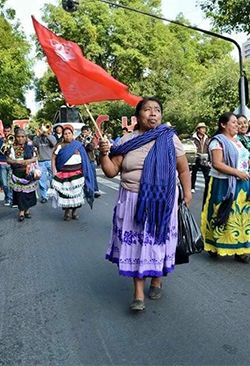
[0,97,250,311]
[0,122,101,221]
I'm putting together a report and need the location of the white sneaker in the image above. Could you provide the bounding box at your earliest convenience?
[191,189,195,193]
[4,202,11,207]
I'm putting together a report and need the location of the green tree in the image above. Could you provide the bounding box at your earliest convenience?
[0,2,33,124]
[199,0,250,34]
[41,0,167,86]
[155,15,235,132]
[34,69,63,122]
[35,2,241,135]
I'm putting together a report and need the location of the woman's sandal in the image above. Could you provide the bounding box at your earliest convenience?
[64,209,72,221]
[148,284,162,300]
[72,208,79,220]
[24,212,31,219]
[18,215,25,222]
[64,214,71,221]
[129,299,145,311]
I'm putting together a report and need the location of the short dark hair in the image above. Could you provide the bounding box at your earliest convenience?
[3,125,11,130]
[55,124,63,130]
[81,125,90,132]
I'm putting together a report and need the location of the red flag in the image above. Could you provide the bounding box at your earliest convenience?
[32,17,141,106]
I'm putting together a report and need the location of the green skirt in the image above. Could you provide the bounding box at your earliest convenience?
[201,177,250,256]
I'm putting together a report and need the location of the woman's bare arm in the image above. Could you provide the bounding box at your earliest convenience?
[100,154,123,178]
[51,152,57,176]
[177,155,192,205]
[99,140,123,178]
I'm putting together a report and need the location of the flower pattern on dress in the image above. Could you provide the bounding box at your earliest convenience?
[112,223,177,246]
[205,189,250,246]
[106,186,178,277]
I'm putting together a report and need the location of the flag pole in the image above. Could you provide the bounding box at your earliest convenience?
[84,104,104,139]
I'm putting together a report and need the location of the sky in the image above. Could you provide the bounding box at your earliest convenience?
[5,0,248,114]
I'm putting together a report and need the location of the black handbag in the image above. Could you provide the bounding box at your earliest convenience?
[175,186,204,265]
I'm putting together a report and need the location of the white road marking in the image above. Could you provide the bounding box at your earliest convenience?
[97,177,120,191]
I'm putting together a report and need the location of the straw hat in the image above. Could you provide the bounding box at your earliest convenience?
[196,122,207,130]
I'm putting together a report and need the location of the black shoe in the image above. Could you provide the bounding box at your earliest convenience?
[234,254,250,264]
[208,251,218,258]
[94,191,101,198]
[40,198,48,204]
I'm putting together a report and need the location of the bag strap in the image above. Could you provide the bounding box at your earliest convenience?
[178,184,184,205]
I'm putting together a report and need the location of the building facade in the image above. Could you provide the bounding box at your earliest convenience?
[242,38,250,60]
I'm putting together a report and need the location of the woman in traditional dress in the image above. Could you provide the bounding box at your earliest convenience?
[201,112,250,263]
[50,125,94,221]
[6,128,39,221]
[99,97,191,311]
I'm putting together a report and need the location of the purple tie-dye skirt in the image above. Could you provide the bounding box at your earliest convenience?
[106,186,178,278]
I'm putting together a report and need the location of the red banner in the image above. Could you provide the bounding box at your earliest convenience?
[32,17,141,107]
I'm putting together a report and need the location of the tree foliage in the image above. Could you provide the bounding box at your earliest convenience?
[34,1,244,135]
[34,69,63,123]
[0,2,33,124]
[199,0,250,34]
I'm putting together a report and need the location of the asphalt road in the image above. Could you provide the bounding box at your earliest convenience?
[0,172,249,366]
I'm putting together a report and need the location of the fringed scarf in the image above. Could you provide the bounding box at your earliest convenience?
[110,124,176,243]
[56,140,95,208]
[210,134,239,227]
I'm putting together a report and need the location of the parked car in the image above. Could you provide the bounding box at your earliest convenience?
[181,138,197,168]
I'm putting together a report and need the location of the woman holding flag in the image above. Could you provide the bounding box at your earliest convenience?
[99,97,191,311]
[50,125,94,221]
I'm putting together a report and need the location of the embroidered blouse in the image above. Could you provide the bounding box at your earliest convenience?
[209,138,249,179]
